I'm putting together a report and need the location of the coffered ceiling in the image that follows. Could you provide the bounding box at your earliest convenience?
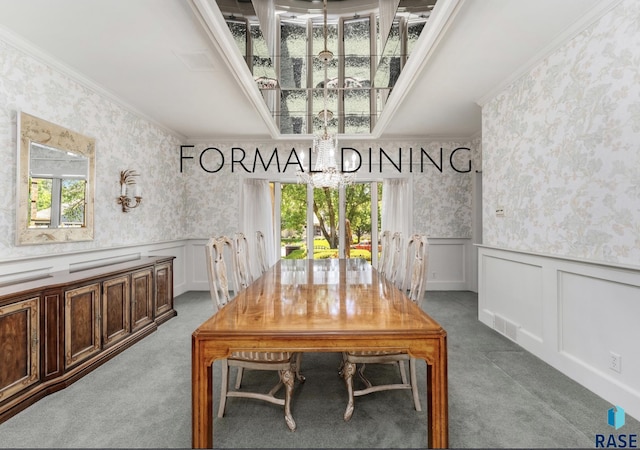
[0,0,610,141]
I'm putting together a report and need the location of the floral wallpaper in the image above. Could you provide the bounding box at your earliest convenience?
[183,139,479,239]
[482,0,640,266]
[0,38,185,260]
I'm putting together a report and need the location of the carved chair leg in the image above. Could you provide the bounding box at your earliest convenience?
[342,360,356,421]
[267,380,284,397]
[235,367,244,389]
[409,358,422,411]
[280,368,297,431]
[294,353,306,382]
[357,363,373,388]
[218,359,229,418]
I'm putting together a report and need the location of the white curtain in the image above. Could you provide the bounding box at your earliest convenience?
[252,0,276,62]
[381,178,411,284]
[381,178,411,239]
[241,179,276,277]
[379,0,401,59]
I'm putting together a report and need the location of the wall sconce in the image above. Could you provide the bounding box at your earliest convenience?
[117,169,142,213]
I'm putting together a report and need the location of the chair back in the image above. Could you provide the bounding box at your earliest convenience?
[205,236,236,311]
[378,230,391,276]
[256,230,269,275]
[234,232,253,289]
[388,232,404,286]
[402,234,428,304]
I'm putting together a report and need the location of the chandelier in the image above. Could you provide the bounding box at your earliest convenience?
[297,0,356,189]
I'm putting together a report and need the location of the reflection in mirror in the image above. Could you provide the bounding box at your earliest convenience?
[17,112,95,245]
[214,0,437,135]
[28,142,88,228]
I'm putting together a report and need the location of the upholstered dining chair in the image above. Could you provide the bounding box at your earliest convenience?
[340,233,429,422]
[204,236,301,431]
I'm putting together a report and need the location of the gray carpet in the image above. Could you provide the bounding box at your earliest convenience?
[0,290,637,448]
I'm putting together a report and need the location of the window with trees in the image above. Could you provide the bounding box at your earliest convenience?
[279,182,382,262]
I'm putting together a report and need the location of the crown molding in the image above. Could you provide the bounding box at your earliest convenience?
[188,0,281,139]
[0,26,186,142]
[476,0,623,107]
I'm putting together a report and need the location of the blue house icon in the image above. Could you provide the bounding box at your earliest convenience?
[608,406,625,430]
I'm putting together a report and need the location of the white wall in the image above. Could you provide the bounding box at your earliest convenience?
[480,0,640,419]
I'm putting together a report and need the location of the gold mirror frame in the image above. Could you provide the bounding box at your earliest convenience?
[17,112,95,245]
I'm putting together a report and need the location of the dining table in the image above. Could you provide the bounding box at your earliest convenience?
[192,257,448,448]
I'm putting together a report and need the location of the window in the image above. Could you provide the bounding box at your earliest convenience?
[277,182,382,264]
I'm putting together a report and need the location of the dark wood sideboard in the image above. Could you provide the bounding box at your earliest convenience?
[0,256,176,423]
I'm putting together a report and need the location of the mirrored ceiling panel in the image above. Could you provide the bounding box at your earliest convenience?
[215,0,437,135]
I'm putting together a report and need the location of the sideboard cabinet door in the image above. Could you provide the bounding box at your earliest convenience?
[102,275,131,348]
[0,297,40,401]
[64,284,101,368]
[154,262,173,322]
[131,269,153,333]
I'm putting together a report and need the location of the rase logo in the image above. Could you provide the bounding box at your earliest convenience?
[610,406,626,430]
[595,406,637,448]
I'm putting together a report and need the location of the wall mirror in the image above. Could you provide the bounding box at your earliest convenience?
[17,112,95,245]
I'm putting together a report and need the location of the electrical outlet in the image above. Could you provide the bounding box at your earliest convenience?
[609,352,622,373]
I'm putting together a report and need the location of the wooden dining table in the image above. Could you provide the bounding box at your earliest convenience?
[192,258,448,448]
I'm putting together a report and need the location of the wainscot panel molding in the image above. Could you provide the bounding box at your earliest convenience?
[187,237,472,293]
[0,240,188,297]
[478,245,640,420]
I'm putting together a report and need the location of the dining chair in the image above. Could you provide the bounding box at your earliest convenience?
[256,230,269,275]
[340,233,429,422]
[377,230,391,277]
[204,236,301,431]
[388,231,404,287]
[234,232,253,290]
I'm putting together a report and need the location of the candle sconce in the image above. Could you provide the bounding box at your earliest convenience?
[117,169,142,213]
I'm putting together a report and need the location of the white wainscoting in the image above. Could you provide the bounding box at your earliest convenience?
[0,240,189,296]
[478,245,640,420]
[186,237,472,292]
[427,238,470,291]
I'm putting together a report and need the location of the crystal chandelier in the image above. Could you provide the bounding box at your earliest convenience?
[297,0,355,189]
